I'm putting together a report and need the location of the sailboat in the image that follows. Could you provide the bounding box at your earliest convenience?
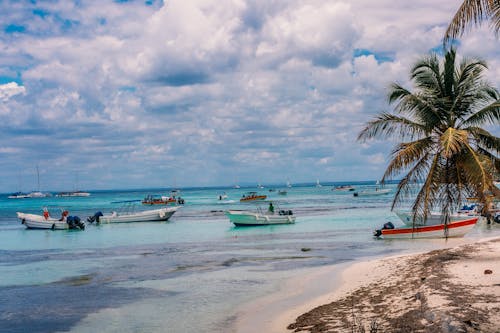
[56,173,90,197]
[28,166,51,198]
[286,179,292,188]
[316,179,322,187]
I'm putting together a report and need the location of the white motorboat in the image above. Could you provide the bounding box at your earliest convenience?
[17,211,85,230]
[87,206,180,224]
[353,188,391,197]
[334,185,355,192]
[374,217,478,239]
[225,208,295,226]
[395,210,478,226]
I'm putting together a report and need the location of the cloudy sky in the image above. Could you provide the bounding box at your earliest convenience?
[0,0,498,191]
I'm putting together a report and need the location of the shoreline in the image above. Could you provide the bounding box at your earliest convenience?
[234,236,500,332]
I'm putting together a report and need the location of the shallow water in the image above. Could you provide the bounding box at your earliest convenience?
[0,183,498,332]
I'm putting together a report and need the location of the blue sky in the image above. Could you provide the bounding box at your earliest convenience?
[0,0,499,191]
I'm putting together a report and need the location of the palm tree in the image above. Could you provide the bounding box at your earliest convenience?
[444,0,500,44]
[358,49,500,223]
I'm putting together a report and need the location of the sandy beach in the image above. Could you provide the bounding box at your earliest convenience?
[286,237,500,332]
[236,237,500,333]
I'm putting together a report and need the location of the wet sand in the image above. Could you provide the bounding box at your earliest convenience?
[287,237,500,332]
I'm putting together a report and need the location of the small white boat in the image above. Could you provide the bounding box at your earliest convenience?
[218,192,228,200]
[278,189,287,195]
[225,208,295,226]
[17,211,85,230]
[316,179,322,187]
[334,185,355,192]
[88,206,180,224]
[27,191,51,198]
[374,217,478,239]
[353,188,391,197]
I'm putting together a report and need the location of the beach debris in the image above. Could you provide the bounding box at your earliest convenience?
[484,269,493,275]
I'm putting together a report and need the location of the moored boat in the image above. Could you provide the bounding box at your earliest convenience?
[55,191,90,197]
[334,185,355,191]
[225,209,295,226]
[8,192,30,199]
[142,194,184,205]
[353,188,391,197]
[394,211,476,226]
[240,192,267,202]
[87,206,180,223]
[17,210,85,230]
[374,217,478,239]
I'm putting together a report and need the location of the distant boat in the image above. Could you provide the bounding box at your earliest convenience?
[8,192,30,199]
[353,188,391,197]
[316,179,322,187]
[374,217,478,239]
[278,189,287,195]
[233,184,241,189]
[225,209,295,226]
[257,183,264,189]
[240,192,267,202]
[56,191,90,197]
[286,180,292,188]
[27,166,51,198]
[218,192,228,200]
[142,194,183,205]
[334,185,355,192]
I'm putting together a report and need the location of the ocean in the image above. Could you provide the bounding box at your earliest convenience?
[0,182,498,333]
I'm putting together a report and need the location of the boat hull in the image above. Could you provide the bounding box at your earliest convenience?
[225,210,295,226]
[98,207,179,223]
[380,218,478,239]
[17,213,69,230]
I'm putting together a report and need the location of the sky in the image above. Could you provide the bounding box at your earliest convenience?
[0,0,499,191]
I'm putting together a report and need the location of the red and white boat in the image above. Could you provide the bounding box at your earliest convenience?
[375,217,478,239]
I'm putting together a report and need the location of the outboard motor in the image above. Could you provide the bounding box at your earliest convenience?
[373,221,394,237]
[87,211,103,224]
[67,216,85,230]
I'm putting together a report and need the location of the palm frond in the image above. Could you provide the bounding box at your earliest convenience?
[462,100,500,126]
[440,128,469,158]
[444,0,495,44]
[357,113,426,142]
[383,137,434,180]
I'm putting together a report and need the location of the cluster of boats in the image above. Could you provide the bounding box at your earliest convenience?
[13,186,498,239]
[9,190,90,198]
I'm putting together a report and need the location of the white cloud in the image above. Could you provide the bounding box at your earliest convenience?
[0,0,498,190]
[0,82,25,101]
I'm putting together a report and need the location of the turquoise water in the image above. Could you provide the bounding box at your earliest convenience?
[0,183,498,332]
